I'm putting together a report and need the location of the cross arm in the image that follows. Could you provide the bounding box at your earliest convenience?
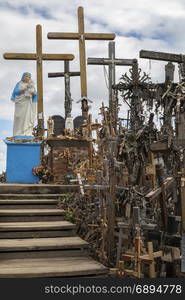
[48,72,80,77]
[42,54,74,60]
[84,33,115,40]
[3,53,74,61]
[88,57,134,65]
[3,53,36,60]
[140,50,183,63]
[48,33,80,40]
[88,57,110,65]
[48,32,115,41]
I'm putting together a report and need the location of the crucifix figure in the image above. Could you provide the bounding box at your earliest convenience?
[88,41,134,109]
[48,6,115,118]
[48,61,80,118]
[4,24,74,137]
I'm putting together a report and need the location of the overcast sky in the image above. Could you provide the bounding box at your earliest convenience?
[0,0,185,172]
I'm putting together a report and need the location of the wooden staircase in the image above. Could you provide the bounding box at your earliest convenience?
[0,184,108,277]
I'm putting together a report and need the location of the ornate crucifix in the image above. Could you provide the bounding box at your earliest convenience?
[88,41,134,109]
[48,61,80,118]
[48,6,115,118]
[4,24,74,137]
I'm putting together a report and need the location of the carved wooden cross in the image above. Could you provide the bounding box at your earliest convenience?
[48,6,115,118]
[48,61,80,118]
[4,24,74,137]
[88,41,134,109]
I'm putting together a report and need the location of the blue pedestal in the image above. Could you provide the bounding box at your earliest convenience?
[4,137,42,183]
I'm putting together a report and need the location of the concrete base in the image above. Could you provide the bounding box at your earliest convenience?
[4,138,42,184]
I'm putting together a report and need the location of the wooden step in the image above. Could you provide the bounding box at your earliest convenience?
[0,184,78,195]
[0,209,65,222]
[0,249,87,259]
[0,194,63,200]
[0,199,59,209]
[0,220,75,231]
[0,199,58,204]
[0,236,89,252]
[0,209,64,216]
[0,256,108,277]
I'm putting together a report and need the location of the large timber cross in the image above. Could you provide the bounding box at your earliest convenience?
[4,24,74,137]
[48,61,80,118]
[48,6,115,118]
[88,41,134,109]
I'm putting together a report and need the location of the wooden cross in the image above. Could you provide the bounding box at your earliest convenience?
[48,6,116,118]
[4,24,74,137]
[88,41,134,109]
[48,61,80,118]
[121,237,162,278]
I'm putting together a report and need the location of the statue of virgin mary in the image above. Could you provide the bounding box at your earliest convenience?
[11,72,37,137]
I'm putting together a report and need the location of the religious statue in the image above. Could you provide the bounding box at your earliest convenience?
[11,72,37,137]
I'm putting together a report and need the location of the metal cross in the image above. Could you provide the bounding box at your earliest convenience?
[88,41,134,109]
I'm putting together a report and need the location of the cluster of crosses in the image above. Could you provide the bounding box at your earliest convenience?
[4,6,185,139]
[4,7,135,137]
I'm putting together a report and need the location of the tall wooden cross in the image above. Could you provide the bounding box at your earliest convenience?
[88,41,134,109]
[4,24,74,137]
[48,6,116,118]
[48,61,80,118]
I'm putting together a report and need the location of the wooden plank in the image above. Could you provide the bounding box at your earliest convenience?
[0,250,85,259]
[140,50,182,63]
[0,209,64,215]
[48,32,80,39]
[0,184,79,194]
[0,221,75,231]
[145,177,174,201]
[0,236,89,251]
[3,53,36,60]
[36,24,44,136]
[0,216,65,222]
[42,54,74,60]
[148,242,156,278]
[0,193,65,199]
[88,58,133,66]
[48,32,116,40]
[181,183,185,231]
[0,256,108,277]
[0,230,76,239]
[0,199,58,204]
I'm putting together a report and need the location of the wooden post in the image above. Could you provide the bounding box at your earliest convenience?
[48,6,116,117]
[4,25,74,137]
[36,25,44,136]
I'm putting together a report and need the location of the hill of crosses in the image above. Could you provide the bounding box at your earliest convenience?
[0,6,185,279]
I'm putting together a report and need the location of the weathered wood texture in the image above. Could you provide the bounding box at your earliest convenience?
[0,256,108,278]
[140,50,183,63]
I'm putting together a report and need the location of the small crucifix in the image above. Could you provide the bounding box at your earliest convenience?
[48,61,80,118]
[88,41,134,109]
[4,24,74,137]
[48,6,116,118]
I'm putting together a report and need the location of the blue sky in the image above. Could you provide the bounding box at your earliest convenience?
[0,0,185,172]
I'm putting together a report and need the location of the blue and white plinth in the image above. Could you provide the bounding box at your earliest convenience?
[4,136,42,184]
